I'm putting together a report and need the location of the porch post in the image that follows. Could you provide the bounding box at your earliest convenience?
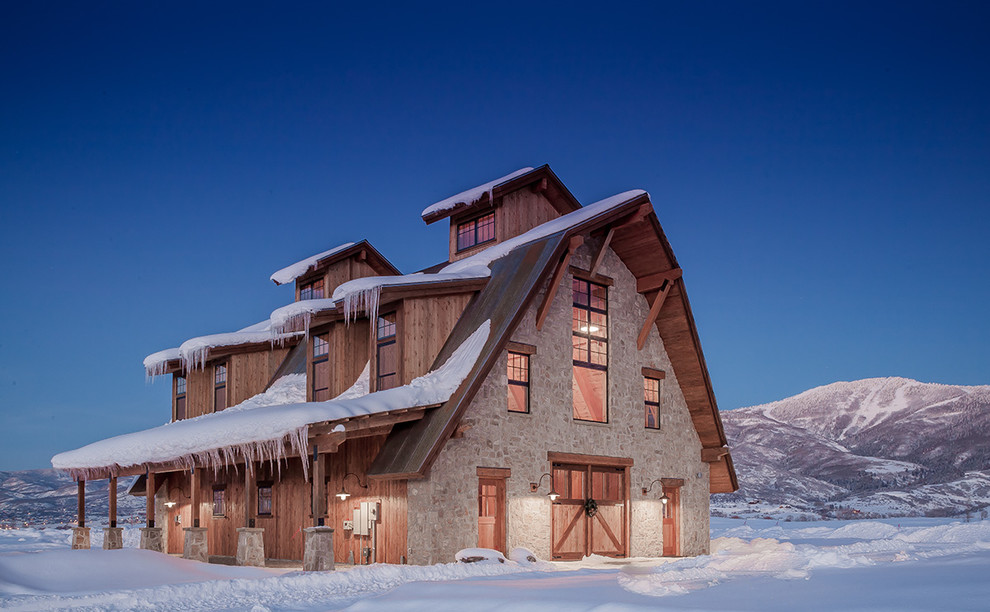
[303,445,334,571]
[71,479,90,549]
[140,470,164,552]
[103,475,123,550]
[236,461,265,567]
[183,467,207,562]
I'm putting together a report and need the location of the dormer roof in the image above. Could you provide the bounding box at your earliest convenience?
[270,240,399,286]
[421,165,581,225]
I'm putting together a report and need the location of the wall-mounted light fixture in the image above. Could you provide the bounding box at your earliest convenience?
[530,473,560,501]
[642,479,670,505]
[336,472,368,500]
[164,501,177,508]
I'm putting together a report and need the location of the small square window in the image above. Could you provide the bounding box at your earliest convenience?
[257,483,273,516]
[212,486,226,517]
[455,212,496,252]
[300,278,325,300]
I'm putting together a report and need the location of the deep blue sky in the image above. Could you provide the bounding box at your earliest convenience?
[2,2,988,470]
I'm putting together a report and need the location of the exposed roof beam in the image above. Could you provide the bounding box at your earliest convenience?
[636,268,682,294]
[637,278,675,350]
[535,235,584,330]
[588,227,614,277]
[701,447,730,463]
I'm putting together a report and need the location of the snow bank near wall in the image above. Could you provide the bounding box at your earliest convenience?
[421,167,534,218]
[269,242,356,285]
[53,321,491,479]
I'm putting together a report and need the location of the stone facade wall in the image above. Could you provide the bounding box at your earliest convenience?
[406,239,711,564]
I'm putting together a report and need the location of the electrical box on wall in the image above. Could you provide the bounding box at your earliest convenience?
[352,501,380,536]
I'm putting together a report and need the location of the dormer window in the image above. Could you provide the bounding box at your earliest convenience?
[174,375,186,421]
[312,333,330,401]
[300,278,325,300]
[376,312,398,391]
[456,212,495,252]
[214,363,227,412]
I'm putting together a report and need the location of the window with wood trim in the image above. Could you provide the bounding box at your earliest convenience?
[214,363,227,412]
[312,333,330,401]
[299,277,325,300]
[376,312,398,390]
[572,278,608,422]
[645,376,661,429]
[507,352,530,413]
[212,486,226,517]
[257,482,273,516]
[174,375,186,421]
[456,212,496,252]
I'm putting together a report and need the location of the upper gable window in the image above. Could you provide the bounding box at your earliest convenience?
[376,312,398,391]
[644,376,661,429]
[214,363,227,412]
[507,352,530,413]
[456,212,496,252]
[572,278,608,423]
[300,278,325,301]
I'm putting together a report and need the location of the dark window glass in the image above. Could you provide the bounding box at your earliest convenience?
[377,312,398,390]
[258,483,273,516]
[312,333,330,401]
[507,352,530,413]
[174,375,187,421]
[214,363,227,412]
[299,278,325,301]
[212,487,225,517]
[572,279,608,422]
[455,212,496,251]
[645,377,661,429]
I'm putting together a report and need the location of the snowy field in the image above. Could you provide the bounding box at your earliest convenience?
[1,518,989,610]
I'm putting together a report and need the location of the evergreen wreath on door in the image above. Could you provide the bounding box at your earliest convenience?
[584,498,599,517]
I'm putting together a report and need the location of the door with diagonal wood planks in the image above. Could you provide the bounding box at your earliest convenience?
[551,463,627,560]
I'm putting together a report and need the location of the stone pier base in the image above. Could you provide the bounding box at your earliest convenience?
[303,527,335,571]
[140,527,164,553]
[182,527,208,563]
[71,527,91,549]
[235,527,266,567]
[103,527,123,550]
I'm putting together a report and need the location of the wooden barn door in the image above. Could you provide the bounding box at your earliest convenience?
[477,478,505,552]
[662,485,680,556]
[551,462,627,560]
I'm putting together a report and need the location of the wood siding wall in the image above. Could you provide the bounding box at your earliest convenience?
[177,348,289,420]
[307,320,371,402]
[448,190,559,262]
[296,258,381,301]
[401,294,474,381]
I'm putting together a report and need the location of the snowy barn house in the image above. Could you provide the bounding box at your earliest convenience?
[52,165,737,567]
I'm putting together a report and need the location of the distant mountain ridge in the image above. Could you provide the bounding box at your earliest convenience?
[0,469,143,527]
[714,377,990,519]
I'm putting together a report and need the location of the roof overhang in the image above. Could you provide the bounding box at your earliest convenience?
[422,165,581,225]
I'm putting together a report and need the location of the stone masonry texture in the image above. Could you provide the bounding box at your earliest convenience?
[407,240,711,564]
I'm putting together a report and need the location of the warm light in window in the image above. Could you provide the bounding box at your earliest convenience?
[579,325,600,333]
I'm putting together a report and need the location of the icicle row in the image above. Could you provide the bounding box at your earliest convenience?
[343,285,382,326]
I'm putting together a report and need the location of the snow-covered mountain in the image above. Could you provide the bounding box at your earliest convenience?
[714,377,990,519]
[0,469,144,527]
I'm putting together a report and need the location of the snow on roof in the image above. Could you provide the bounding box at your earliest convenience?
[53,320,491,478]
[269,189,648,333]
[143,319,304,377]
[421,168,534,219]
[269,242,357,286]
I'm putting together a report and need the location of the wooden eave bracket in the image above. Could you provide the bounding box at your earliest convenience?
[701,447,730,463]
[637,268,682,294]
[535,235,584,330]
[637,272,680,350]
[588,228,614,277]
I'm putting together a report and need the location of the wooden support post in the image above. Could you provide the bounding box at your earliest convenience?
[637,279,674,350]
[244,462,255,528]
[77,479,85,528]
[536,235,583,330]
[190,467,201,528]
[312,446,326,527]
[145,471,155,528]
[108,476,117,528]
[589,228,614,277]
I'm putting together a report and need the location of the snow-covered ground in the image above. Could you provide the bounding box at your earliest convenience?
[2,518,989,610]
